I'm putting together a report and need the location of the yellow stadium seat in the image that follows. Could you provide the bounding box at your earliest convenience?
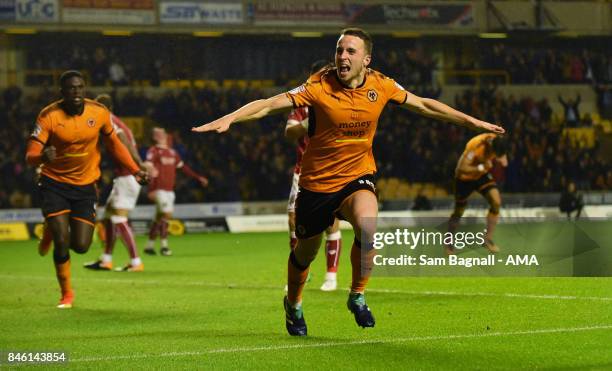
[396,183,411,199]
[237,80,249,89]
[161,80,179,88]
[250,80,263,89]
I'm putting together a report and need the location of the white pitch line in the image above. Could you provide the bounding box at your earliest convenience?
[70,325,612,363]
[1,274,611,302]
[366,288,612,302]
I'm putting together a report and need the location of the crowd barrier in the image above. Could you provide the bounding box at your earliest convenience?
[1,205,610,241]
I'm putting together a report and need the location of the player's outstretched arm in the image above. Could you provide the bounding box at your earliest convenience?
[402,92,505,134]
[192,93,293,133]
[180,163,208,187]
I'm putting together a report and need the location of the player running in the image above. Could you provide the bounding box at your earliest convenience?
[26,70,148,308]
[446,133,508,255]
[144,127,208,256]
[84,94,147,272]
[192,28,504,336]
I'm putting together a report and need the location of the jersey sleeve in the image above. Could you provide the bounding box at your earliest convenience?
[146,147,156,162]
[174,150,184,169]
[382,77,408,105]
[100,109,114,136]
[287,107,307,125]
[30,113,51,145]
[111,114,124,135]
[285,81,320,108]
[463,135,485,164]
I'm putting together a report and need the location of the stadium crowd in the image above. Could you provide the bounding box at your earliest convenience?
[24,36,612,87]
[470,43,612,85]
[1,82,610,209]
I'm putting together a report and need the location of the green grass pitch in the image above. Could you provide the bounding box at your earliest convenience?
[0,230,610,369]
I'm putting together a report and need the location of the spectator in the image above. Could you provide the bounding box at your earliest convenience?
[559,181,584,219]
[411,188,433,211]
[558,93,581,127]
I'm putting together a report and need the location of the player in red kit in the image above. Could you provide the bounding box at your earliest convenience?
[84,94,147,272]
[285,60,343,291]
[144,127,208,256]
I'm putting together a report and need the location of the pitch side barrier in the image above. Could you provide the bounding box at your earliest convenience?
[1,205,611,242]
[0,202,242,241]
[225,206,612,233]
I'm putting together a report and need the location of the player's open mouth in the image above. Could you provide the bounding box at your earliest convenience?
[339,65,350,75]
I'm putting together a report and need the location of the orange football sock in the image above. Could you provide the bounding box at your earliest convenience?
[96,221,106,245]
[350,238,375,294]
[287,252,309,304]
[54,260,73,296]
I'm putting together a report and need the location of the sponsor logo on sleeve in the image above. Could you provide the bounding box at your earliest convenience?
[288,85,306,95]
[31,123,42,137]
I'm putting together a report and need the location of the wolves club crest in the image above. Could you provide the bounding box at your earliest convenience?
[87,118,95,127]
[367,89,378,102]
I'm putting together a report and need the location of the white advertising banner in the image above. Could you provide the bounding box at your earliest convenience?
[159,1,243,24]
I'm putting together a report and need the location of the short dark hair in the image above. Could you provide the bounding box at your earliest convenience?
[95,94,113,111]
[59,70,84,87]
[340,28,373,55]
[492,136,508,156]
[310,60,331,74]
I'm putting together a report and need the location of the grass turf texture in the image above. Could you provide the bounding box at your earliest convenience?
[0,230,610,370]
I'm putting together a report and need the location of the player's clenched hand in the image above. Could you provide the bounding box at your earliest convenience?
[134,169,150,185]
[143,161,159,178]
[191,116,233,133]
[471,119,505,134]
[42,146,57,163]
[198,176,209,187]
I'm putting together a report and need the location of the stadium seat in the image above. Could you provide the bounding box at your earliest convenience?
[161,80,179,88]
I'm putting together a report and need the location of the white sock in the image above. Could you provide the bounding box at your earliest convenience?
[325,272,337,281]
[110,215,128,224]
[290,231,297,239]
[161,239,168,248]
[101,254,113,264]
[326,231,341,241]
[131,257,142,266]
[146,240,155,249]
